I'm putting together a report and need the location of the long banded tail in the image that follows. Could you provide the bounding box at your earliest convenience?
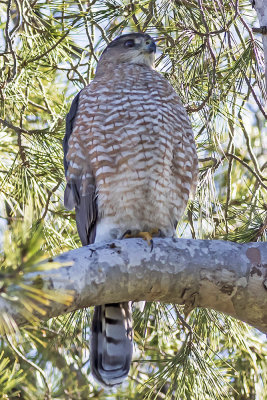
[91,302,133,387]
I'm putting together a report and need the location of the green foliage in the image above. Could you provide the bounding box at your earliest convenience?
[0,203,73,339]
[0,0,266,399]
[0,350,25,399]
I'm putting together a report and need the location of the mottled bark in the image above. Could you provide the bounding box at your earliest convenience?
[0,238,267,333]
[252,0,267,89]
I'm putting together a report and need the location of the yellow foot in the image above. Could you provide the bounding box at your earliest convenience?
[121,229,161,249]
[136,231,153,246]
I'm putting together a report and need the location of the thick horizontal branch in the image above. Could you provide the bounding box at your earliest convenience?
[1,238,267,333]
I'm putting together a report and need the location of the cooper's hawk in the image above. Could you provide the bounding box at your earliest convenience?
[63,33,198,387]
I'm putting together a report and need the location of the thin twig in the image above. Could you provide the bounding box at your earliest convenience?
[91,20,110,45]
[6,335,51,399]
[5,0,17,83]
[28,100,49,112]
[23,16,81,65]
[225,153,233,237]
[77,1,98,64]
[225,96,236,236]
[0,118,51,135]
[238,110,265,181]
[225,153,267,190]
[42,181,62,220]
[187,202,196,239]
[174,305,193,335]
[230,0,267,115]
[9,0,21,38]
[130,0,142,32]
[186,86,214,113]
[254,213,267,240]
[17,84,29,166]
[36,78,53,117]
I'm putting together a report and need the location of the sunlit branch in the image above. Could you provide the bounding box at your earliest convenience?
[1,238,267,333]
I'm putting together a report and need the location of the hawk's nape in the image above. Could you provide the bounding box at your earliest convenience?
[63,32,198,387]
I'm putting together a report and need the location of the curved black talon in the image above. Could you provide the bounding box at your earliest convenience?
[121,229,132,239]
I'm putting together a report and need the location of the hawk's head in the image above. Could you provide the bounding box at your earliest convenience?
[96,33,156,74]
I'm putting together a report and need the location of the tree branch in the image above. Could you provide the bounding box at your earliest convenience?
[0,117,50,135]
[1,238,267,333]
[252,0,267,90]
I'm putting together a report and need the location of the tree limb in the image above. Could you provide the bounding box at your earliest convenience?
[252,0,267,90]
[1,238,267,333]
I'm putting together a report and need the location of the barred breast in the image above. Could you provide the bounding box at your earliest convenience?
[67,63,198,240]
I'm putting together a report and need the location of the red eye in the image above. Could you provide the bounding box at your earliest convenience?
[124,39,135,48]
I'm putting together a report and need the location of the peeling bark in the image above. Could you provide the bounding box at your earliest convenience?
[0,238,267,333]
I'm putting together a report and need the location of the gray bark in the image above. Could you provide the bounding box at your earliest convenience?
[1,238,267,333]
[252,0,267,89]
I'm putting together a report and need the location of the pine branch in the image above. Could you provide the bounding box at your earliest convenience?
[251,0,267,90]
[0,118,50,136]
[1,238,267,333]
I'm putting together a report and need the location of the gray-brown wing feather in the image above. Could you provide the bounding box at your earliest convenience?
[63,93,97,245]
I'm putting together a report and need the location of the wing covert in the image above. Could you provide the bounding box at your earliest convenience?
[63,91,81,175]
[63,91,98,245]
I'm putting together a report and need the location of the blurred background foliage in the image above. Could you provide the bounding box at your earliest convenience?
[0,0,266,399]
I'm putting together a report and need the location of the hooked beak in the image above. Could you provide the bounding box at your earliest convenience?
[144,40,156,54]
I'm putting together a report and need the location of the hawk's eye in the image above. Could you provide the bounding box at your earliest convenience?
[124,39,135,48]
